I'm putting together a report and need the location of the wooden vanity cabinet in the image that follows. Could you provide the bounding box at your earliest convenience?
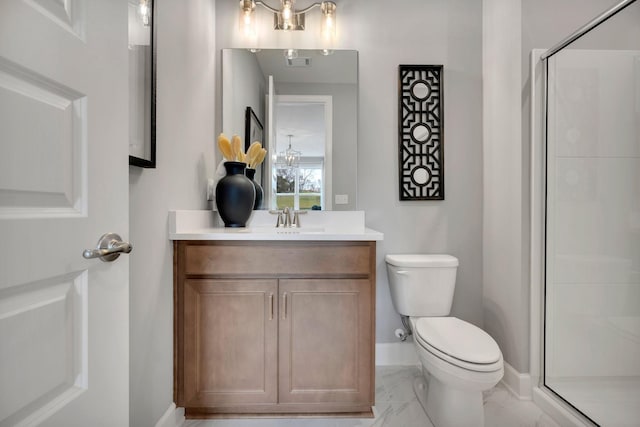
[174,240,376,418]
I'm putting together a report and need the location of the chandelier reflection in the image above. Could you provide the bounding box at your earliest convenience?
[277,135,301,168]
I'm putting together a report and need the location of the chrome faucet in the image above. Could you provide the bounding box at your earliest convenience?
[271,207,305,228]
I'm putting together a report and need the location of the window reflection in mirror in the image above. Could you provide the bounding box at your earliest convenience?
[276,166,323,210]
[221,49,358,210]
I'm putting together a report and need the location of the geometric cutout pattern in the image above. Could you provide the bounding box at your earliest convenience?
[398,65,444,200]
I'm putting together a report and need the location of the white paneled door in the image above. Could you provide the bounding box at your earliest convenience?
[0,1,129,426]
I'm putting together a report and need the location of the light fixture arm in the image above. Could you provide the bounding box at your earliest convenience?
[296,2,322,14]
[254,0,280,14]
[254,1,323,15]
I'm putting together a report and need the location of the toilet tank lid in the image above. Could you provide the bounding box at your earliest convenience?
[385,254,459,267]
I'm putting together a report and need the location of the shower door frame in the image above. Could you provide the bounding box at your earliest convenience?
[530,49,600,427]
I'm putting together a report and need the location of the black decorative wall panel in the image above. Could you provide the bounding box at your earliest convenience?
[398,65,444,200]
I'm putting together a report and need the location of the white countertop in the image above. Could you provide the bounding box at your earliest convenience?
[169,210,384,241]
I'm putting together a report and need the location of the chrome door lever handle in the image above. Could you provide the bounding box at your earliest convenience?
[83,233,133,262]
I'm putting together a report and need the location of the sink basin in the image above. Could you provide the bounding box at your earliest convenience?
[237,227,326,234]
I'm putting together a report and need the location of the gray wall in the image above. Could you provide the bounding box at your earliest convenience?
[277,82,358,211]
[351,0,485,342]
[128,0,215,426]
[222,49,266,141]
[216,0,485,342]
[483,0,528,375]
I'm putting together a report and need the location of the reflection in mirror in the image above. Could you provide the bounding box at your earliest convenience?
[274,95,331,210]
[222,49,358,210]
[128,0,156,167]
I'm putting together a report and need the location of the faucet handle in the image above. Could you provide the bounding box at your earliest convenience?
[275,212,285,227]
[291,210,307,228]
[269,210,285,227]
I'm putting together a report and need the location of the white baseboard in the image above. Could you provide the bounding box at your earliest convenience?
[375,342,420,366]
[155,403,185,427]
[501,362,533,400]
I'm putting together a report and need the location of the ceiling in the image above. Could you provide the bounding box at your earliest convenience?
[275,102,325,157]
[255,49,357,85]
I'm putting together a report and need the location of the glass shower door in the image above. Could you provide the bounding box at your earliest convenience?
[544,40,640,426]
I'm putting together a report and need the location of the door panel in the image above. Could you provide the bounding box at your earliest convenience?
[182,279,278,407]
[0,0,129,426]
[0,57,86,218]
[0,271,87,427]
[278,279,373,406]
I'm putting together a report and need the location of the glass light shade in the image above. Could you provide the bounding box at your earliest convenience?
[139,0,151,26]
[321,1,336,41]
[284,49,298,60]
[239,0,257,40]
[281,0,294,30]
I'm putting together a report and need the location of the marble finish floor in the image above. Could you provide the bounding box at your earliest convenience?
[546,377,640,427]
[184,366,560,427]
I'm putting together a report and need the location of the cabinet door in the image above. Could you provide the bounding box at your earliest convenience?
[278,279,373,407]
[182,279,278,407]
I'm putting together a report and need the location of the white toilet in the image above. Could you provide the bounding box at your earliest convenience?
[385,254,504,427]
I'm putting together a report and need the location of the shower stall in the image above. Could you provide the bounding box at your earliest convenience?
[535,0,640,425]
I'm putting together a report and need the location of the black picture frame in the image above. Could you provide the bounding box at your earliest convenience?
[245,106,264,186]
[129,0,157,168]
[398,64,444,200]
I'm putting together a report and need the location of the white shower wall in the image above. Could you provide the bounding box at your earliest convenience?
[545,49,640,378]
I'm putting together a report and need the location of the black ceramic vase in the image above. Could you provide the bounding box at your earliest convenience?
[215,162,255,227]
[245,168,263,210]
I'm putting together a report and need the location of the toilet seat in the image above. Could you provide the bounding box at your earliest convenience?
[414,317,502,373]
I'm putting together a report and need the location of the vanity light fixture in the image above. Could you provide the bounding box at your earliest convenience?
[278,135,301,168]
[239,0,337,37]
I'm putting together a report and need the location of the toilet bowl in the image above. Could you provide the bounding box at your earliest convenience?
[411,316,503,427]
[385,254,504,427]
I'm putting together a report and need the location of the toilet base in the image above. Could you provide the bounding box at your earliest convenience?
[417,375,484,427]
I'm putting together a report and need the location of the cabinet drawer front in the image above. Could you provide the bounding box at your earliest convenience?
[183,242,373,276]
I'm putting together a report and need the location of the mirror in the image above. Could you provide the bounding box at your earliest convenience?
[128,0,156,168]
[222,49,358,210]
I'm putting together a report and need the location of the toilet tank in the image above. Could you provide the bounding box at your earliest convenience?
[385,254,459,317]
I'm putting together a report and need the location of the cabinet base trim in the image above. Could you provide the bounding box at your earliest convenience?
[184,410,374,419]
